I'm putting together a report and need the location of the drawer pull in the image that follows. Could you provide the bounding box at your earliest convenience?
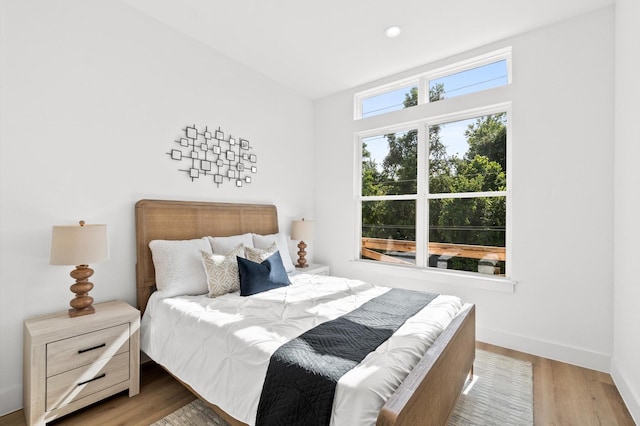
[77,373,106,386]
[78,343,106,354]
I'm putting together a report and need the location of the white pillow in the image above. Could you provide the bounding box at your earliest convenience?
[207,233,254,254]
[201,244,245,297]
[253,232,295,272]
[149,238,211,297]
[245,242,278,264]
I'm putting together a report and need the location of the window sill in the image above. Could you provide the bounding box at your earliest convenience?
[350,259,516,293]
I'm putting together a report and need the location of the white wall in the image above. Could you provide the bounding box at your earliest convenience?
[3,0,636,420]
[315,8,615,372]
[612,0,640,421]
[0,1,315,415]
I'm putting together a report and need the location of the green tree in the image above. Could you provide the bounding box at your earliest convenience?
[361,141,386,197]
[454,155,506,193]
[382,130,417,195]
[465,113,507,170]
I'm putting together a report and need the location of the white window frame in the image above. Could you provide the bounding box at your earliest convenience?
[354,48,514,290]
[354,47,512,120]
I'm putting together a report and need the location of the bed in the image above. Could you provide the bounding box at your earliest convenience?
[135,199,476,426]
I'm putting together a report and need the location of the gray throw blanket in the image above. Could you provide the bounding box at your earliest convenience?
[256,288,438,426]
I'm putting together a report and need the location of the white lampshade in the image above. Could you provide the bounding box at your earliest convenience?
[291,219,315,241]
[50,223,110,266]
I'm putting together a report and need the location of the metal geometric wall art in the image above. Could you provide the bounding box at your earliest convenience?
[167,124,257,187]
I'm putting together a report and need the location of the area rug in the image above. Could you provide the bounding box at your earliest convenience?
[447,349,533,425]
[152,349,533,426]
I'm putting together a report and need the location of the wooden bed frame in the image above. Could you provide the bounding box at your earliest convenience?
[135,199,476,426]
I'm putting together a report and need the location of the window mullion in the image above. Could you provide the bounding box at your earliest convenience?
[419,75,429,105]
[415,124,428,267]
[361,194,417,202]
[504,108,513,277]
[428,191,507,199]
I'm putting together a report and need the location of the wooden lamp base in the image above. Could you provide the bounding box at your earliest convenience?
[68,264,95,317]
[296,241,308,268]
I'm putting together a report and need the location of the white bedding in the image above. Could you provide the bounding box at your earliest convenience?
[141,273,462,426]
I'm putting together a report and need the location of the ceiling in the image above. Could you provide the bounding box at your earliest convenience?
[123,0,614,99]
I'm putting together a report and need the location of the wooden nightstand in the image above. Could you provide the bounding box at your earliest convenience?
[23,300,140,426]
[295,263,330,275]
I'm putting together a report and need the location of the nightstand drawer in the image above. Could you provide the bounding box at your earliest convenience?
[46,351,130,411]
[47,323,130,377]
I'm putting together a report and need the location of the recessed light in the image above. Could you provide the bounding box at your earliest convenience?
[385,25,401,38]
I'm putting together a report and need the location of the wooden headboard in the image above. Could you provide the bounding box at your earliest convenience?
[135,199,279,314]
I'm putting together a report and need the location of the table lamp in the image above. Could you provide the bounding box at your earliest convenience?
[50,221,109,317]
[291,219,315,268]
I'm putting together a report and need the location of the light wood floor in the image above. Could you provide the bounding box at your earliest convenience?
[476,342,635,426]
[1,342,634,426]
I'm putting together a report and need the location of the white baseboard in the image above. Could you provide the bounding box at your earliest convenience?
[611,357,640,424]
[0,383,22,418]
[477,326,611,373]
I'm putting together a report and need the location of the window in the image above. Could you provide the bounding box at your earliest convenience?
[427,113,507,274]
[355,48,511,120]
[361,128,418,266]
[357,49,511,278]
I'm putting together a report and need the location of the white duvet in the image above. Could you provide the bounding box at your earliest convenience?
[141,273,462,426]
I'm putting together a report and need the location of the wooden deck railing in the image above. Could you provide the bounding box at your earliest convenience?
[361,237,506,266]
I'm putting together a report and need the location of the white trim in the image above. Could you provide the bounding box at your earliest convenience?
[416,125,428,267]
[353,133,364,261]
[611,358,640,424]
[505,106,513,277]
[351,259,516,293]
[427,101,511,127]
[427,191,507,200]
[418,75,430,105]
[0,383,22,417]
[356,121,422,139]
[361,194,417,202]
[478,327,611,373]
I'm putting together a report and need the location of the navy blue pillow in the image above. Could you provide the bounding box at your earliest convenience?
[237,251,291,296]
